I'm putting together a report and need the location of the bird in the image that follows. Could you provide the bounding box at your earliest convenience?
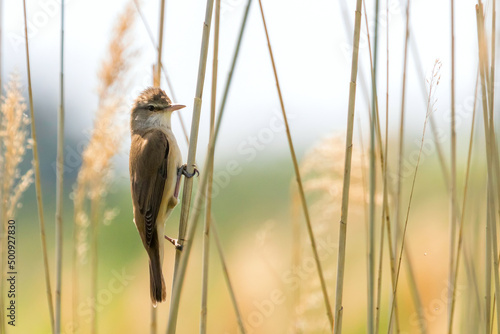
[129,87,197,306]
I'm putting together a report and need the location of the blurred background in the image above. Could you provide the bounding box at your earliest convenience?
[0,0,493,333]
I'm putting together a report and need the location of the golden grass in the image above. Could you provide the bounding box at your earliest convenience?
[72,3,135,333]
[291,134,366,332]
[0,74,34,332]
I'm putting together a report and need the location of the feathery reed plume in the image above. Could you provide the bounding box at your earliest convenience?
[0,74,34,332]
[72,4,135,333]
[291,135,366,333]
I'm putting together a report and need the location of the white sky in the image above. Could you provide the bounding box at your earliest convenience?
[0,0,485,171]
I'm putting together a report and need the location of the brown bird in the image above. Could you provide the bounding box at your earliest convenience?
[129,87,196,306]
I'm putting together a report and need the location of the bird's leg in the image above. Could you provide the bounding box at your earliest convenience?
[164,235,183,250]
[174,167,183,199]
[179,164,199,178]
[174,164,199,199]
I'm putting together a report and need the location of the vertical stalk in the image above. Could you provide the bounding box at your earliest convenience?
[476,5,500,333]
[211,221,246,333]
[200,0,220,332]
[90,198,100,334]
[151,307,157,334]
[166,50,228,334]
[365,0,379,329]
[388,60,440,329]
[155,0,166,87]
[55,1,65,333]
[448,71,479,334]
[447,0,457,331]
[334,0,363,331]
[217,0,252,118]
[22,1,55,332]
[375,0,390,331]
[168,0,215,331]
[257,0,334,329]
[392,0,410,330]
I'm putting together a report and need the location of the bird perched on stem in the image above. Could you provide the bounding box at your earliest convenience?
[129,87,197,306]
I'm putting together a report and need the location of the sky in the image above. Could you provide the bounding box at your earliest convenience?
[0,0,485,180]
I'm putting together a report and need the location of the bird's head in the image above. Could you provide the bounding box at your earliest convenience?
[131,87,185,131]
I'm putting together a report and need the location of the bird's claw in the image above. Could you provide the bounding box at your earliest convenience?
[164,235,183,250]
[178,164,199,178]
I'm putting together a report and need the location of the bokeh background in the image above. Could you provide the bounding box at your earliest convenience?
[0,0,493,333]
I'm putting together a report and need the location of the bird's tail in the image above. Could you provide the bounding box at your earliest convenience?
[149,250,166,307]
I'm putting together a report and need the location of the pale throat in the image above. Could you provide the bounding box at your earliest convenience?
[140,111,173,130]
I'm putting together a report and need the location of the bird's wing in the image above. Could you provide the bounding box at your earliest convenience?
[130,129,169,247]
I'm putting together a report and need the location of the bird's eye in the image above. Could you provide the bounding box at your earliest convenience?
[147,105,155,111]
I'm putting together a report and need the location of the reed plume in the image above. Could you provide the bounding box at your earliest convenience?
[291,134,366,332]
[72,3,135,333]
[0,74,34,331]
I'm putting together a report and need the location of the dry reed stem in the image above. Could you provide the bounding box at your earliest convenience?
[333,0,363,331]
[257,0,334,329]
[391,1,411,331]
[388,59,441,330]
[476,5,493,331]
[211,221,246,333]
[55,1,65,332]
[217,0,252,119]
[155,0,166,87]
[200,0,220,332]
[165,4,252,325]
[447,0,458,331]
[167,0,215,331]
[361,1,378,331]
[476,5,500,333]
[375,0,391,331]
[448,70,479,333]
[22,1,55,331]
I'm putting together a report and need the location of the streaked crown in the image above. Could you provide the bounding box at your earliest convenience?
[133,87,172,111]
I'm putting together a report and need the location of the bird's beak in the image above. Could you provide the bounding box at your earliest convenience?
[166,104,186,112]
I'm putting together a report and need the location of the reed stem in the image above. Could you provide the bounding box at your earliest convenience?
[200,0,220,332]
[388,60,441,330]
[334,0,363,331]
[211,221,246,333]
[155,0,166,87]
[447,0,458,331]
[23,1,55,331]
[55,1,65,333]
[168,0,215,331]
[257,0,334,329]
